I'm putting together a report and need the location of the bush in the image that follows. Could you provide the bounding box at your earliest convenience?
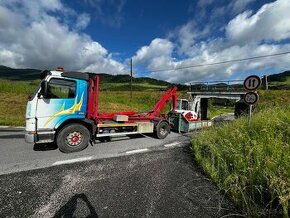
[192,106,290,217]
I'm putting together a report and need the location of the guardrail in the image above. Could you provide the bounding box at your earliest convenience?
[189,80,245,92]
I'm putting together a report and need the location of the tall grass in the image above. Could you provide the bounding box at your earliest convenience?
[0,79,38,95]
[192,106,290,217]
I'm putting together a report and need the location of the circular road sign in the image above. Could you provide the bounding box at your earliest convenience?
[243,75,261,91]
[244,92,259,105]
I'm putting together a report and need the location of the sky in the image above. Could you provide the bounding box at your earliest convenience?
[0,0,290,83]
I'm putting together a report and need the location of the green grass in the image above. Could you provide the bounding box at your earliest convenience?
[192,93,290,217]
[0,80,39,126]
[101,82,168,91]
[207,106,234,118]
[0,79,176,126]
[0,93,28,126]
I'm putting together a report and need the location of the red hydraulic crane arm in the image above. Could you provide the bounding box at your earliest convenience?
[147,86,177,118]
[87,75,177,121]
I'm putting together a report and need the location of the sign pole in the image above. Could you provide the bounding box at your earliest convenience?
[243,75,262,126]
[248,105,253,125]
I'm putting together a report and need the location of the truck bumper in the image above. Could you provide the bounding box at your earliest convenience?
[25,131,55,144]
[25,132,36,143]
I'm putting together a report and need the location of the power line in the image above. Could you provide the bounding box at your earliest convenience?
[139,51,290,73]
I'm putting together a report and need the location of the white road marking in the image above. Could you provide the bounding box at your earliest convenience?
[164,142,181,147]
[126,148,149,154]
[52,156,93,166]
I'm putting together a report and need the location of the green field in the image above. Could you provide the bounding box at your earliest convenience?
[192,91,290,217]
[269,77,290,89]
[0,79,176,126]
[1,78,290,126]
[101,82,168,91]
[0,78,238,126]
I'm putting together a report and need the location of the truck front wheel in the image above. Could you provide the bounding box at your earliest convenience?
[155,121,170,139]
[56,124,90,153]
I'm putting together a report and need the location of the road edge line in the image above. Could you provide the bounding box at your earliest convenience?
[52,156,93,166]
[125,148,149,154]
[164,142,181,147]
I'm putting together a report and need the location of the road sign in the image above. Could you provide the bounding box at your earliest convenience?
[244,92,259,105]
[243,75,261,91]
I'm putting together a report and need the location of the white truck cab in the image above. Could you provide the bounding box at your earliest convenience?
[175,99,199,121]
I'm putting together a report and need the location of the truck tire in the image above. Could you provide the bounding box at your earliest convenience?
[56,124,90,153]
[155,121,170,139]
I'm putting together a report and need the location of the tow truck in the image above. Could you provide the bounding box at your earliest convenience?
[25,68,198,153]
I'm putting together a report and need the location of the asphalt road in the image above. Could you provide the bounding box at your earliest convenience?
[0,126,243,217]
[0,146,242,218]
[0,128,191,175]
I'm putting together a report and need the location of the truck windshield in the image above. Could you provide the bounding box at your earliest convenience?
[46,78,76,99]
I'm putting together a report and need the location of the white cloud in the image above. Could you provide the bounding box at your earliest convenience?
[175,22,197,56]
[132,0,290,84]
[1,0,290,84]
[133,38,174,71]
[76,13,91,30]
[147,42,290,84]
[197,0,214,8]
[226,0,290,44]
[231,0,256,13]
[0,0,126,74]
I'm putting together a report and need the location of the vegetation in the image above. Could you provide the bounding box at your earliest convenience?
[0,65,41,81]
[0,79,178,126]
[207,98,236,119]
[268,70,290,83]
[100,82,168,91]
[192,91,290,217]
[268,71,290,90]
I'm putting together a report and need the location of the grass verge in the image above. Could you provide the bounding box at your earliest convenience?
[192,106,290,217]
[0,79,180,126]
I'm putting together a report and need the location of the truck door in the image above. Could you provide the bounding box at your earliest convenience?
[36,78,84,130]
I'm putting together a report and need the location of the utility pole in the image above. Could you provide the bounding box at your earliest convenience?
[130,58,133,100]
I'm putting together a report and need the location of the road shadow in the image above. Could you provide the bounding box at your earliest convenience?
[33,142,58,151]
[127,134,146,139]
[53,193,98,218]
[95,134,146,144]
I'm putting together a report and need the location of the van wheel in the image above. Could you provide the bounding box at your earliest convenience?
[155,121,170,139]
[57,124,90,153]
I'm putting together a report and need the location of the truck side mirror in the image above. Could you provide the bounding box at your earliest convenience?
[39,81,48,98]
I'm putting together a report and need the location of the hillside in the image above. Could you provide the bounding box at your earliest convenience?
[0,66,171,87]
[0,65,290,90]
[267,70,290,82]
[267,70,290,89]
[0,65,41,81]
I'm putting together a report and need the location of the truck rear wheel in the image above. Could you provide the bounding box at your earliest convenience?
[56,124,90,153]
[155,121,170,139]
